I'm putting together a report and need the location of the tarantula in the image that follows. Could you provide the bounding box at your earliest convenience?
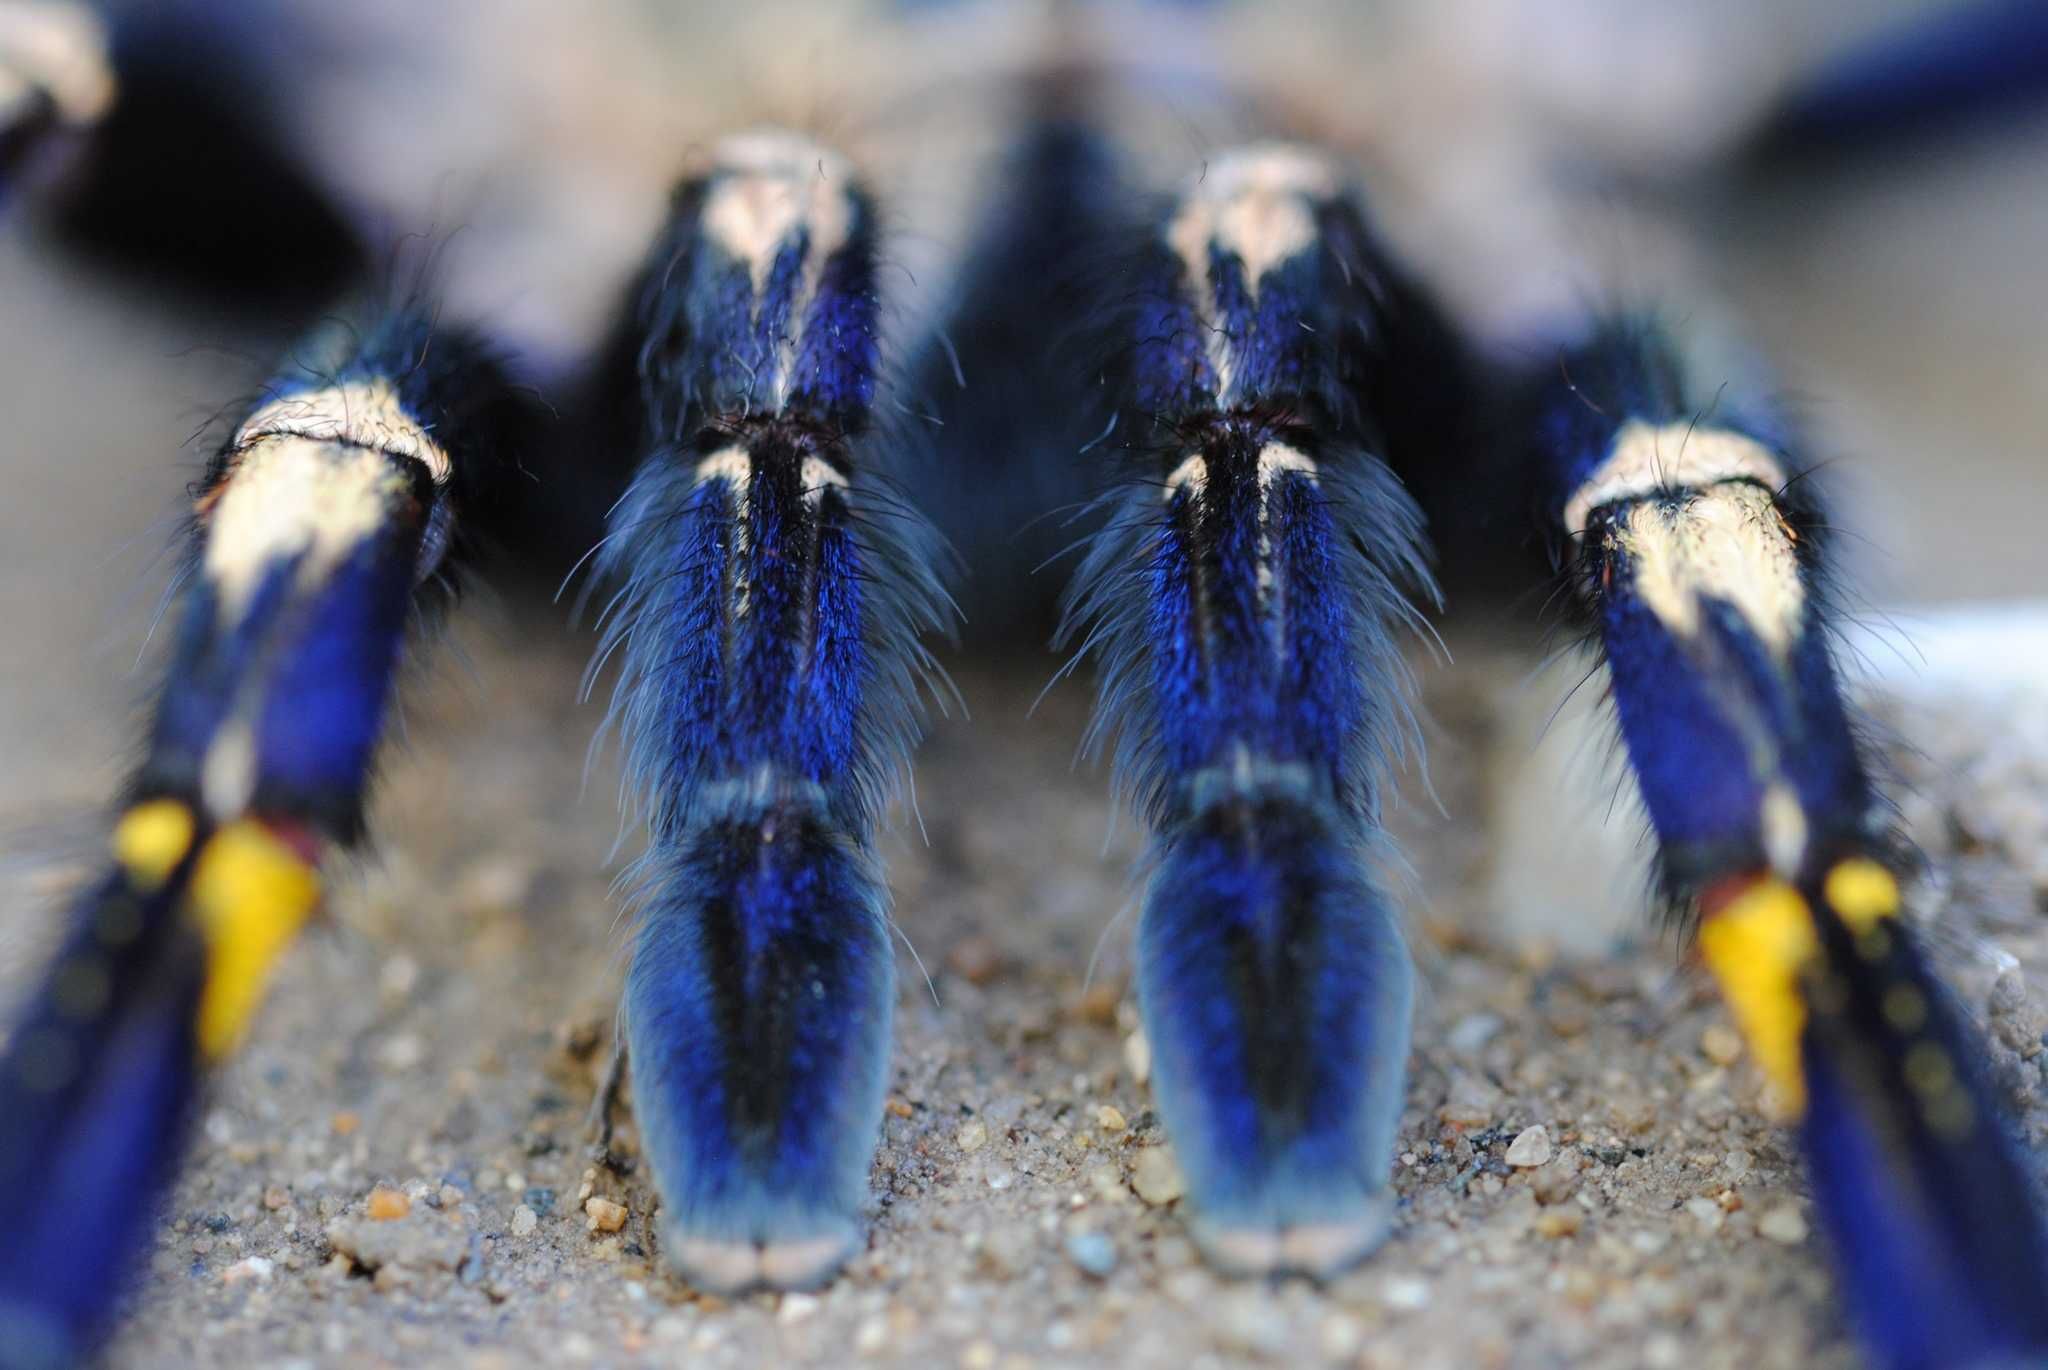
[1,2,2044,1367]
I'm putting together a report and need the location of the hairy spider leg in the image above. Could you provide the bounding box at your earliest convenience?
[1525,319,2048,1370]
[594,131,951,1294]
[1060,144,1434,1277]
[0,311,518,1369]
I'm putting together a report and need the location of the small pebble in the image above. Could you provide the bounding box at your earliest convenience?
[511,1205,539,1238]
[1446,1012,1503,1055]
[1076,983,1120,1027]
[1759,1205,1810,1245]
[1534,1208,1583,1238]
[778,1292,821,1323]
[1684,1197,1724,1232]
[584,1197,628,1233]
[1504,1125,1553,1168]
[377,1033,425,1072]
[221,1256,273,1285]
[886,1097,914,1119]
[946,936,1002,986]
[1123,1031,1152,1086]
[1095,1105,1127,1133]
[1086,1163,1126,1205]
[956,1119,989,1153]
[1441,1073,1501,1128]
[1383,1275,1431,1311]
[1064,1230,1117,1278]
[366,1187,411,1222]
[1319,1314,1365,1360]
[330,1112,360,1137]
[1700,1024,1745,1066]
[1130,1146,1186,1206]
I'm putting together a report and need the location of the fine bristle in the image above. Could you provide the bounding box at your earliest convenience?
[1521,315,2048,1367]
[0,303,519,1363]
[1060,143,1432,1269]
[595,132,951,1290]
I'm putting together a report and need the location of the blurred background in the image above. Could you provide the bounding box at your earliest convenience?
[0,0,2042,810]
[0,2,2043,1366]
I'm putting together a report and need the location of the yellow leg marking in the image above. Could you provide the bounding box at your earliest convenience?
[111,799,197,890]
[1697,879,1818,1119]
[1822,857,1899,934]
[187,821,321,1060]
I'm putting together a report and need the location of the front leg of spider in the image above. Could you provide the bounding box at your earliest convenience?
[1061,146,1434,1277]
[1524,320,2048,1370]
[0,310,519,1369]
[595,133,950,1295]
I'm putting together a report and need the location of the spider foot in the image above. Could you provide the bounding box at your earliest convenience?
[1064,142,1435,1280]
[1138,795,1411,1280]
[594,130,951,1296]
[622,811,892,1293]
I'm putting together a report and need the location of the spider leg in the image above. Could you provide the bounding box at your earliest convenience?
[0,0,110,197]
[1061,145,1434,1278]
[1522,318,2048,1369]
[593,132,950,1294]
[0,309,521,1367]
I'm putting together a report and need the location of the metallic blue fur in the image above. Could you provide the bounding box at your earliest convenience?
[1063,168,1431,1266]
[1798,909,2048,1369]
[1526,318,2048,1367]
[598,152,949,1282]
[623,805,893,1251]
[0,871,204,1370]
[0,309,513,1368]
[143,312,514,839]
[1529,319,1873,888]
[1139,797,1411,1233]
[145,542,418,838]
[633,178,880,445]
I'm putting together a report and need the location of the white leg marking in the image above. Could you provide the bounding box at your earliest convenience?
[1563,422,1787,539]
[1760,781,1809,878]
[1613,481,1807,656]
[199,719,257,821]
[700,131,858,409]
[1164,144,1341,399]
[693,446,754,490]
[1163,452,1208,501]
[203,438,417,620]
[798,454,848,508]
[235,380,453,485]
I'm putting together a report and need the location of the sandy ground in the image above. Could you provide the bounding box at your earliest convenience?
[0,16,2045,1367]
[11,624,2036,1370]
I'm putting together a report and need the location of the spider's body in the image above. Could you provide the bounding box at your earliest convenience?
[0,2,2045,1368]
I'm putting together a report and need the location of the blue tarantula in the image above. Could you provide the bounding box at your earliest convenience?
[0,1,2045,1367]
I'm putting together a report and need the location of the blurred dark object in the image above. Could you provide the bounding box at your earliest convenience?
[1756,0,2048,153]
[46,13,360,312]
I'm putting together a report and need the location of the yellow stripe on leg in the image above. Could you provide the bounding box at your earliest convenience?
[1822,857,1899,934]
[110,799,197,890]
[1697,879,1818,1119]
[187,821,321,1060]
